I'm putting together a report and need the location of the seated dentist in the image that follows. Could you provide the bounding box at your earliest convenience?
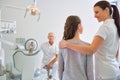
[40,32,59,79]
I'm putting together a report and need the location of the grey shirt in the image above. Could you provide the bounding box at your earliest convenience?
[58,40,94,80]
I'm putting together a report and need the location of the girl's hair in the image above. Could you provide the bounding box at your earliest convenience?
[94,0,120,37]
[63,15,81,40]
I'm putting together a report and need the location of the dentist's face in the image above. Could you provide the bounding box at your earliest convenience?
[48,33,55,43]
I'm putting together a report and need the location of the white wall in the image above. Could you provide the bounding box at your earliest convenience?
[0,6,1,62]
[117,0,120,11]
[0,0,100,63]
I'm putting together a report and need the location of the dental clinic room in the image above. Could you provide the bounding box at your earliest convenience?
[0,0,120,80]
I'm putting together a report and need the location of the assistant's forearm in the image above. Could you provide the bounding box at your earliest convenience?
[67,42,94,55]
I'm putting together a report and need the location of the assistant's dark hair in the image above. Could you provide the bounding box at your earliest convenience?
[63,15,81,40]
[94,0,120,37]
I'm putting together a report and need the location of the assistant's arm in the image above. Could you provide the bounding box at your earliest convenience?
[59,36,104,55]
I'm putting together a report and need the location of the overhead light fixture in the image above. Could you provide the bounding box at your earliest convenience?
[24,0,40,21]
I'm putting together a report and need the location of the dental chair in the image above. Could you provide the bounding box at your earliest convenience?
[7,51,23,80]
[9,38,42,80]
[10,49,42,80]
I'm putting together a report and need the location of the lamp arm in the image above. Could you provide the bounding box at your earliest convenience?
[37,13,40,21]
[0,39,15,46]
[24,9,27,18]
[34,0,36,6]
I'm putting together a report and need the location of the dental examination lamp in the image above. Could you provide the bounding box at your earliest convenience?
[24,0,40,21]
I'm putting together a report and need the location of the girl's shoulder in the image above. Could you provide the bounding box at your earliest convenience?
[67,39,90,45]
